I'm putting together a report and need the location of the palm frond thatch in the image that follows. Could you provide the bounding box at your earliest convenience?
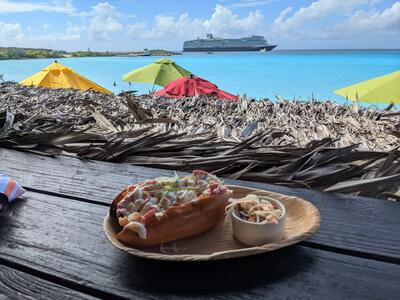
[0,82,399,200]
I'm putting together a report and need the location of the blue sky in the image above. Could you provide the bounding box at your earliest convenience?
[0,0,399,51]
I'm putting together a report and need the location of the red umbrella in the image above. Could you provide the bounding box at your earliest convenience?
[154,75,238,101]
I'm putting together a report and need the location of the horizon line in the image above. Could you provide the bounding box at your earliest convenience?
[1,46,400,52]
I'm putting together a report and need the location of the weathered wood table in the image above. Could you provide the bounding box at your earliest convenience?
[0,148,399,299]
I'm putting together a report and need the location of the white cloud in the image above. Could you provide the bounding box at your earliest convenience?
[232,0,280,8]
[1,1,398,50]
[271,0,400,43]
[274,6,292,24]
[126,22,146,37]
[42,23,51,31]
[0,1,125,47]
[66,22,85,35]
[330,2,400,38]
[127,4,264,40]
[272,0,373,34]
[29,32,80,43]
[87,2,124,40]
[0,20,80,49]
[204,5,264,33]
[0,0,76,14]
[33,21,82,42]
[0,21,23,41]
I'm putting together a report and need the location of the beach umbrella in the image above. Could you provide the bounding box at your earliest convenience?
[154,75,238,101]
[20,61,111,94]
[335,71,400,104]
[122,59,191,87]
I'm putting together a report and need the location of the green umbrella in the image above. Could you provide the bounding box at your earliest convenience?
[122,59,191,87]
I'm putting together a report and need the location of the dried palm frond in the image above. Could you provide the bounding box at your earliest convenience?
[0,82,399,200]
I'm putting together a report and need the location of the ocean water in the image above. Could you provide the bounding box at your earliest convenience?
[1,50,399,106]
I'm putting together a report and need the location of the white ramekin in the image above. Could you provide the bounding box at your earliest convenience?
[231,198,286,246]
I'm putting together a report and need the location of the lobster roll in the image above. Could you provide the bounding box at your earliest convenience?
[110,170,232,247]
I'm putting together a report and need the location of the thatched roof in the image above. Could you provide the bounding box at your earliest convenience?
[1,82,399,200]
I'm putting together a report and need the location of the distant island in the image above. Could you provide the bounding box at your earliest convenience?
[0,47,180,60]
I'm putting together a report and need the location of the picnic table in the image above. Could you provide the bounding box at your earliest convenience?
[0,148,399,299]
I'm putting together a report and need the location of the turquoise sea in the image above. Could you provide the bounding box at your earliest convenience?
[1,50,399,106]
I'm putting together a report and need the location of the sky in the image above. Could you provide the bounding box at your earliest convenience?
[0,0,399,51]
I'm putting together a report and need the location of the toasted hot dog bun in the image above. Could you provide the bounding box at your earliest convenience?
[110,188,231,248]
[110,170,232,248]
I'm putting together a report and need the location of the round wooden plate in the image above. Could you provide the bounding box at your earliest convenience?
[103,185,321,261]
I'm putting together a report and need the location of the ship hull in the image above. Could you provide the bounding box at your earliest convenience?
[183,45,277,52]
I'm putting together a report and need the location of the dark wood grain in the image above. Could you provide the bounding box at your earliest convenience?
[0,148,175,203]
[0,264,98,300]
[0,191,399,300]
[2,149,399,262]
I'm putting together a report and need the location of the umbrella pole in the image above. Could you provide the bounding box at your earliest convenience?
[353,93,359,113]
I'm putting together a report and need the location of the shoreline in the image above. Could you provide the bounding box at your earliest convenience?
[0,47,181,61]
[0,54,180,61]
[1,48,399,61]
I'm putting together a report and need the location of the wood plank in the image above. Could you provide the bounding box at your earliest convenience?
[0,191,399,300]
[1,149,400,262]
[0,148,174,203]
[0,263,98,300]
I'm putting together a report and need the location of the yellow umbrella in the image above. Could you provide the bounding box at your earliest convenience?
[335,71,400,104]
[20,61,111,94]
[122,59,191,87]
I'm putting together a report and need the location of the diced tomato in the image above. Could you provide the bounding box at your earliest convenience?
[248,216,257,222]
[141,180,157,187]
[209,181,227,195]
[142,185,153,191]
[142,208,156,222]
[209,181,219,191]
[193,170,209,178]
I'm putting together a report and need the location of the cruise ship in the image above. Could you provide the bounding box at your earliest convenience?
[183,34,277,52]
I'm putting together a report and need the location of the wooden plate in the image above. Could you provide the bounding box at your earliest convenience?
[103,185,320,261]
